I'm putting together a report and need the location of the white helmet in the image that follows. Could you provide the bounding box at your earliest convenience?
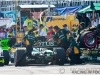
[10,22,16,26]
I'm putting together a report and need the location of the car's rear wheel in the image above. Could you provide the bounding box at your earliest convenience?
[14,49,26,66]
[54,48,66,65]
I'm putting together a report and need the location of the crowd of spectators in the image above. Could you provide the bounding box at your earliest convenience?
[0,12,99,45]
[0,23,16,39]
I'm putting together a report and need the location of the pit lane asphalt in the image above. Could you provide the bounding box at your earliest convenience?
[1,63,100,75]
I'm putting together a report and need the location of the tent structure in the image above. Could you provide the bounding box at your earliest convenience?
[78,3,100,13]
[52,6,82,16]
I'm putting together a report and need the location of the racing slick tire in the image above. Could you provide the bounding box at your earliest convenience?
[0,56,4,66]
[54,48,66,65]
[78,31,97,48]
[14,49,26,66]
[3,50,10,65]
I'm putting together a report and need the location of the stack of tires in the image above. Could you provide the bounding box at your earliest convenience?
[77,30,98,63]
[78,31,97,48]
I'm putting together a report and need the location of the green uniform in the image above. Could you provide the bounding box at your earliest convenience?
[96,24,100,36]
[69,39,81,54]
[54,29,70,44]
[96,24,100,29]
[68,37,84,65]
[54,29,70,51]
[23,31,38,46]
[80,28,84,31]
[78,27,84,34]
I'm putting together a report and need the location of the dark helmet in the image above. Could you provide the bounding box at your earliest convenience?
[53,26,60,30]
[63,24,67,27]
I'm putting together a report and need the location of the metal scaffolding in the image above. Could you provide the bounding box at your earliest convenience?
[0,0,100,11]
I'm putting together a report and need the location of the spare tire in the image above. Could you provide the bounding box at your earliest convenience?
[79,31,97,48]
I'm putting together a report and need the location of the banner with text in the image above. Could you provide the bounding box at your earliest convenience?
[1,11,16,22]
[0,18,13,27]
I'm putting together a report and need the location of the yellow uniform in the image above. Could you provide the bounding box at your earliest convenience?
[7,32,14,37]
[41,18,47,33]
[33,31,38,37]
[16,32,24,43]
[25,19,33,30]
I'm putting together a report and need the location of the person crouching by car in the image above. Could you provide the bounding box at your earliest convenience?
[66,37,85,65]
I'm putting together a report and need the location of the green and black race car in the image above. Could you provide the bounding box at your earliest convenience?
[0,47,4,66]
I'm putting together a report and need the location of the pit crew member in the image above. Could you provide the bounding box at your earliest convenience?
[15,29,39,66]
[66,37,85,65]
[53,26,73,51]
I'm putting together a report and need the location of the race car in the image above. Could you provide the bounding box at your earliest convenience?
[0,39,10,65]
[13,41,66,66]
[0,47,4,66]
